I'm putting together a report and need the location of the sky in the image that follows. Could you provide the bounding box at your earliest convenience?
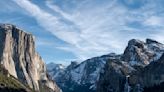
[1,0,164,65]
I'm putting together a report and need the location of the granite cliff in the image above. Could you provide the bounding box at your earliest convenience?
[0,24,61,92]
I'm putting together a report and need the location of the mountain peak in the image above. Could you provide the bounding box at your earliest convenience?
[47,62,65,71]
[146,38,161,44]
[128,39,145,48]
[123,39,164,66]
[66,61,79,70]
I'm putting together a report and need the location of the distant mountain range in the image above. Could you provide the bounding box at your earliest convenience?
[47,53,120,92]
[48,39,164,92]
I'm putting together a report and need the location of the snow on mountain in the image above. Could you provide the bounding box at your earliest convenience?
[122,39,164,66]
[97,39,164,92]
[47,53,120,92]
[47,63,65,71]
[47,39,164,92]
[47,63,65,79]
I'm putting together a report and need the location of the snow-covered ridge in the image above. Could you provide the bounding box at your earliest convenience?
[47,53,120,92]
[47,39,164,92]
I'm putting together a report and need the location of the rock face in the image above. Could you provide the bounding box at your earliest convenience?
[97,59,135,92]
[122,39,164,66]
[130,53,164,87]
[48,53,120,92]
[0,24,60,92]
[47,38,164,92]
[97,39,164,92]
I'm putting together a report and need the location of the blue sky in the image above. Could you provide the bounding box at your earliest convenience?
[1,0,164,65]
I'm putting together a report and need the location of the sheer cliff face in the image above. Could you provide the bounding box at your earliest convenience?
[0,24,60,92]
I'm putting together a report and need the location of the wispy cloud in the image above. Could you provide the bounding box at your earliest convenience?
[12,0,164,62]
[13,0,82,45]
[143,16,164,27]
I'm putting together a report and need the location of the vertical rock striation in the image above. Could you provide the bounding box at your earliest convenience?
[0,24,60,92]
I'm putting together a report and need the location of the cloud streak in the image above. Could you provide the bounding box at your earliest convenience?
[12,0,164,62]
[13,0,82,45]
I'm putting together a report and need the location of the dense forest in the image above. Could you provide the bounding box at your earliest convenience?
[143,82,164,92]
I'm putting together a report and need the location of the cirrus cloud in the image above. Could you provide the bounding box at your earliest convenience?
[12,0,164,63]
